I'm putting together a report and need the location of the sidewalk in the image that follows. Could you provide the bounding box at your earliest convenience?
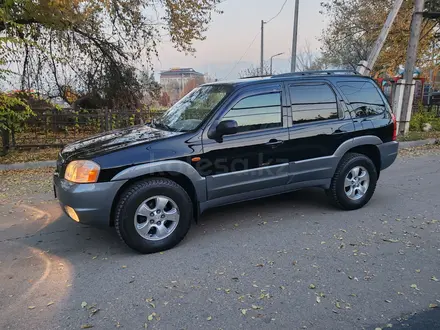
[0,138,438,171]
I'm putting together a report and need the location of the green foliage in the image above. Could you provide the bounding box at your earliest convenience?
[0,0,221,107]
[410,107,440,131]
[319,0,438,74]
[0,93,34,132]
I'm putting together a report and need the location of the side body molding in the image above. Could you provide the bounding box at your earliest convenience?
[111,160,207,202]
[333,136,383,157]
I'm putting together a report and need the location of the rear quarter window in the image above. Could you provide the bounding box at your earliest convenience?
[337,81,386,118]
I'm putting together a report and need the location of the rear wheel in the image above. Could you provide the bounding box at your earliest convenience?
[326,153,378,210]
[115,178,192,254]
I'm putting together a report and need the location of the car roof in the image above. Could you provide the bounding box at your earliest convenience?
[204,71,373,89]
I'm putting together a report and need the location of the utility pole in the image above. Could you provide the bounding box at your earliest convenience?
[399,0,425,135]
[260,20,264,76]
[357,0,404,75]
[290,0,299,72]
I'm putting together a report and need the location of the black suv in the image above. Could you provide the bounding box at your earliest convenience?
[54,70,399,253]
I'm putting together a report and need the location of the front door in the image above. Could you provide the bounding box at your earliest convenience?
[200,83,290,200]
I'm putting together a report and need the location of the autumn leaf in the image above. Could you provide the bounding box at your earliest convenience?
[309,284,316,289]
[431,276,439,282]
[429,304,438,308]
[81,301,88,308]
[241,309,247,315]
[383,238,400,243]
[47,301,54,306]
[207,316,212,321]
[147,312,157,321]
[410,284,419,290]
[335,301,341,309]
[252,305,262,310]
[28,306,36,310]
[81,325,94,329]
[316,296,321,303]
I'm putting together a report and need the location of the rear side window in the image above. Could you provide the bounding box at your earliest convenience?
[337,81,386,118]
[289,84,339,124]
[223,92,282,133]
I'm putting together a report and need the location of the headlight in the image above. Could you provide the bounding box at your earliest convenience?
[64,160,100,183]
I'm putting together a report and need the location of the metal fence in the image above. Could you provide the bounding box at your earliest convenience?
[1,107,166,152]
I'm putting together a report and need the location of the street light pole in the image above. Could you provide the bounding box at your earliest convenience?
[290,0,300,72]
[270,52,284,75]
[260,20,265,76]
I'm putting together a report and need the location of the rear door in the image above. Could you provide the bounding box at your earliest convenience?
[285,80,355,184]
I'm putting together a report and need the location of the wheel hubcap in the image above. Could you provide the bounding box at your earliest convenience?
[134,195,180,241]
[344,166,370,201]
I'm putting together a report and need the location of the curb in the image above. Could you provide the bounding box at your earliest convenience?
[398,138,438,149]
[0,139,439,171]
[0,160,56,171]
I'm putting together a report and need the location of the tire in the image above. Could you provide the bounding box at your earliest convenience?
[115,178,192,254]
[326,153,378,210]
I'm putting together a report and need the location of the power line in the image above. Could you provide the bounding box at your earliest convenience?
[265,0,288,24]
[223,31,259,79]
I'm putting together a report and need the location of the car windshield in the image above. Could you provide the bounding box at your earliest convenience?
[153,85,232,132]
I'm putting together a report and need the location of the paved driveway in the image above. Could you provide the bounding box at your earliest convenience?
[1,149,440,330]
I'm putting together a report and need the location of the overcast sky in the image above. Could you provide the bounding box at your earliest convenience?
[151,0,327,79]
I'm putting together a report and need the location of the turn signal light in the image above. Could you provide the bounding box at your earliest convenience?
[64,160,100,183]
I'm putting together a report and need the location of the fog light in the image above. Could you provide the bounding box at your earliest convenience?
[65,206,80,222]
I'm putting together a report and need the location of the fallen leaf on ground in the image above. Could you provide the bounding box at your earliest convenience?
[335,301,341,309]
[383,238,400,243]
[28,306,35,310]
[431,276,439,282]
[147,312,157,321]
[415,269,421,273]
[241,309,247,315]
[410,284,419,290]
[252,305,262,310]
[429,304,438,308]
[309,284,316,289]
[81,325,93,329]
[207,316,212,321]
[47,301,54,306]
[121,265,127,269]
[316,297,321,303]
[81,301,87,308]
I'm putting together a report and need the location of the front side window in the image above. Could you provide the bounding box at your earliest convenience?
[290,84,339,124]
[223,92,282,133]
[153,85,232,132]
[337,81,386,118]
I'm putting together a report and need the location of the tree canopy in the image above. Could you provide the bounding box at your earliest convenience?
[319,0,439,76]
[0,0,221,107]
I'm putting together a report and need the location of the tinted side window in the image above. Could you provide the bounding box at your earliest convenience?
[337,81,386,118]
[290,84,339,124]
[223,92,282,132]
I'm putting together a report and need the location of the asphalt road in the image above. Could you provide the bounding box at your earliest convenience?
[1,151,440,330]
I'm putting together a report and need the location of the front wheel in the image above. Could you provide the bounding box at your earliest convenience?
[115,178,192,254]
[326,153,378,210]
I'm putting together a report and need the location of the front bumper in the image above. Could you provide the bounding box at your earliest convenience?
[53,175,127,226]
[378,141,399,171]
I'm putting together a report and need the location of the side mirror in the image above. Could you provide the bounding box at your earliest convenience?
[216,120,238,137]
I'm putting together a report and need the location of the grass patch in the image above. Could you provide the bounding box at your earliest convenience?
[0,148,59,164]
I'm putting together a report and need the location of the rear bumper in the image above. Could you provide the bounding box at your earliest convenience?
[53,175,127,226]
[378,141,399,171]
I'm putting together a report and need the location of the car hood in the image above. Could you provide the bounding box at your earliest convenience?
[60,125,182,161]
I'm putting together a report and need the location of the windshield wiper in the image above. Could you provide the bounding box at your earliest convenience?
[152,118,172,131]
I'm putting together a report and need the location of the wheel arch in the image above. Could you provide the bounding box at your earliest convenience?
[109,161,206,226]
[334,136,382,177]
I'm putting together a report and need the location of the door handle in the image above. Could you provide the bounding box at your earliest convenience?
[265,139,284,147]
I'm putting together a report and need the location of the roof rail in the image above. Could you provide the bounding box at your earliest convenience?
[272,70,360,78]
